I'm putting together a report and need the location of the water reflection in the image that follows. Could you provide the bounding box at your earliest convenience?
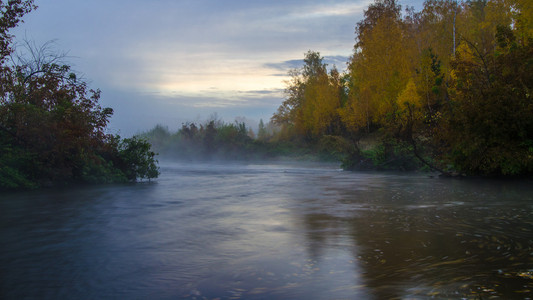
[1,162,532,299]
[297,173,533,299]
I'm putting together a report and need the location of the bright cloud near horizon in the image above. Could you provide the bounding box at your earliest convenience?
[13,0,423,136]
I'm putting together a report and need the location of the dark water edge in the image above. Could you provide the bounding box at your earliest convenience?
[1,161,532,299]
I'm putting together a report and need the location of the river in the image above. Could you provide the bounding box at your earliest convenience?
[1,161,532,299]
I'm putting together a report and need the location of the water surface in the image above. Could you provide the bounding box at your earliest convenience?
[1,162,532,299]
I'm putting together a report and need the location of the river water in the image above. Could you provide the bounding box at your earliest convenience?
[1,161,532,299]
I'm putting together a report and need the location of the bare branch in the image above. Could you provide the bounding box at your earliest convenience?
[10,37,70,77]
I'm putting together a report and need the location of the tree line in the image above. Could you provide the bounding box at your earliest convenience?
[270,0,532,176]
[141,116,334,161]
[0,1,159,190]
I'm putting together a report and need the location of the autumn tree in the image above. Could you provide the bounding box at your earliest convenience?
[0,0,35,62]
[442,23,533,175]
[0,2,159,189]
[340,0,532,174]
[416,0,459,72]
[272,50,344,141]
[510,0,533,41]
[341,0,413,135]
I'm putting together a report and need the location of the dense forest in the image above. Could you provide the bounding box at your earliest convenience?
[0,0,159,190]
[273,0,532,176]
[147,0,532,177]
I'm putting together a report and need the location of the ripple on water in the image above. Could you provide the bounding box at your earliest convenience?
[1,162,532,299]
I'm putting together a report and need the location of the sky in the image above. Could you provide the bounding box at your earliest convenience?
[12,0,423,136]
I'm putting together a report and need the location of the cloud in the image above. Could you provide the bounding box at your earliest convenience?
[265,55,350,74]
[264,59,304,71]
[148,87,284,109]
[17,0,361,97]
[324,55,351,70]
[238,89,284,96]
[13,0,379,135]
[286,1,373,19]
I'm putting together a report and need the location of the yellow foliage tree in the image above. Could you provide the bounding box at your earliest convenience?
[339,53,374,133]
[272,51,344,141]
[391,78,425,145]
[343,0,414,135]
[397,78,423,111]
[417,0,459,73]
[511,0,533,41]
[300,69,341,137]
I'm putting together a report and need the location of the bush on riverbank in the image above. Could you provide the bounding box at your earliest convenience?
[0,1,159,190]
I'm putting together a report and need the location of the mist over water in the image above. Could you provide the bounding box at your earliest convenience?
[1,161,532,299]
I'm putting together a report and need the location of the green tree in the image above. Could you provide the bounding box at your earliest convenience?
[0,2,160,189]
[443,25,533,175]
[257,119,267,141]
[117,137,159,181]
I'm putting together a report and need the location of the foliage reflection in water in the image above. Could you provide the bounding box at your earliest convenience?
[1,161,532,299]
